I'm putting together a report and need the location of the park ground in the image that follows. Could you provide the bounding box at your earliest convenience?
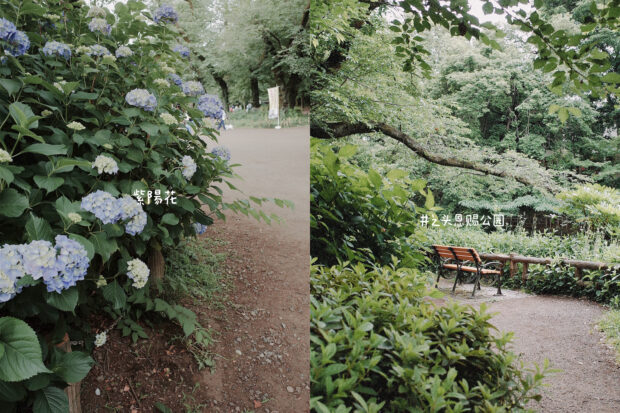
[81,127,309,412]
[436,280,620,412]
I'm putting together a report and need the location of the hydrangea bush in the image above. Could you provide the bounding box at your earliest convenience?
[0,1,282,409]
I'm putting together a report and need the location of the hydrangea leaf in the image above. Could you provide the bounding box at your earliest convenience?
[102,281,126,310]
[0,317,51,382]
[44,288,78,312]
[49,351,94,384]
[0,188,29,218]
[25,213,54,242]
[32,386,69,413]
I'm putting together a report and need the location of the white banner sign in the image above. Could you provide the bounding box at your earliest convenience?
[268,86,279,119]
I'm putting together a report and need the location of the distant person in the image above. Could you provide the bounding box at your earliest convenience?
[246,103,252,112]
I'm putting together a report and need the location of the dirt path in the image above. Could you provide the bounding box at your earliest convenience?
[197,127,309,412]
[437,280,620,412]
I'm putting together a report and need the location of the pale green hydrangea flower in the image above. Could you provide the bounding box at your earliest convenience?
[0,149,12,163]
[67,121,85,131]
[160,113,176,125]
[41,110,52,116]
[154,78,170,88]
[92,155,119,174]
[127,258,149,288]
[68,212,82,223]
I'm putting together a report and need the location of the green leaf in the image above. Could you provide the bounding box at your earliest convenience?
[25,214,54,242]
[0,317,51,382]
[155,402,174,413]
[25,374,51,391]
[0,189,29,217]
[44,288,79,312]
[0,166,14,185]
[51,351,94,383]
[0,381,27,402]
[367,169,383,187]
[32,386,69,413]
[482,2,493,14]
[22,144,67,156]
[8,102,38,129]
[33,176,64,193]
[102,281,126,310]
[557,107,569,123]
[424,189,435,209]
[601,72,620,84]
[0,79,21,96]
[140,122,159,136]
[89,232,118,263]
[161,213,179,225]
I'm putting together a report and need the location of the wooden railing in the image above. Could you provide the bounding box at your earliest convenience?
[478,252,620,281]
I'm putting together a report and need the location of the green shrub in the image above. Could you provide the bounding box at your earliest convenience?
[0,1,283,409]
[557,183,620,237]
[311,261,549,412]
[599,309,620,363]
[311,140,436,267]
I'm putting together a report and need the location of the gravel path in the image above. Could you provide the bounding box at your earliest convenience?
[437,280,620,412]
[197,127,310,412]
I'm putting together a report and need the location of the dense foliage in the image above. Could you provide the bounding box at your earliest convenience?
[311,261,549,412]
[0,1,278,410]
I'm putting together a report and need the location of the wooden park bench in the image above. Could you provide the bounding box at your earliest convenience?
[431,244,504,297]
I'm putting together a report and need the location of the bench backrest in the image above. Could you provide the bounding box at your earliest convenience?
[431,244,482,264]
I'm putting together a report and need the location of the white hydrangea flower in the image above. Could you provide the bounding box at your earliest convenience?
[161,65,175,74]
[87,6,107,18]
[160,113,176,125]
[76,46,91,55]
[154,78,170,88]
[181,155,197,180]
[53,80,67,93]
[92,155,119,174]
[94,331,107,347]
[101,54,116,64]
[126,258,149,289]
[68,212,82,223]
[67,121,85,131]
[0,149,12,163]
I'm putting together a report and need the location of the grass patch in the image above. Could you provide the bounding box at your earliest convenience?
[227,106,309,128]
[163,236,229,305]
[599,309,620,363]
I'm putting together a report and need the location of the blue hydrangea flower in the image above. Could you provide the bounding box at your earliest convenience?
[193,223,208,235]
[181,80,204,96]
[87,44,111,57]
[4,30,30,57]
[125,89,157,111]
[126,211,147,236]
[198,94,225,120]
[168,73,182,86]
[18,241,58,281]
[115,45,132,58]
[88,18,112,35]
[117,195,147,235]
[81,190,121,224]
[211,146,231,161]
[0,18,17,41]
[46,235,89,293]
[173,44,190,58]
[154,4,178,24]
[42,41,71,60]
[0,244,25,303]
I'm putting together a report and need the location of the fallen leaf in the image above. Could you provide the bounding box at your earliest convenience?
[254,400,262,409]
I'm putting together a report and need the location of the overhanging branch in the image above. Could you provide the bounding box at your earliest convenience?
[311,120,564,193]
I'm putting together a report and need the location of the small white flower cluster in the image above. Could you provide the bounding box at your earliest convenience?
[181,155,197,180]
[92,155,119,175]
[0,148,12,163]
[159,63,175,74]
[76,46,91,55]
[126,258,149,289]
[94,331,107,347]
[67,212,82,223]
[115,46,133,58]
[67,121,85,131]
[87,6,107,18]
[43,13,60,21]
[53,80,67,92]
[101,54,116,64]
[160,113,176,125]
[154,78,170,88]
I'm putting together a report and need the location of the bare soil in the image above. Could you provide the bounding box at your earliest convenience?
[196,127,310,412]
[436,279,620,412]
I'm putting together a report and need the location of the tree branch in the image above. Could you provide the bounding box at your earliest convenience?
[311,120,563,192]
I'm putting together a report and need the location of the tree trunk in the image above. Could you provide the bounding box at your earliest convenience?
[250,76,260,107]
[212,73,230,112]
[285,74,301,108]
[148,246,165,282]
[57,334,81,413]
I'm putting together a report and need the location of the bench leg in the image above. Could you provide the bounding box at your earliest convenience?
[435,266,442,288]
[495,268,503,296]
[471,270,481,298]
[451,270,460,294]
